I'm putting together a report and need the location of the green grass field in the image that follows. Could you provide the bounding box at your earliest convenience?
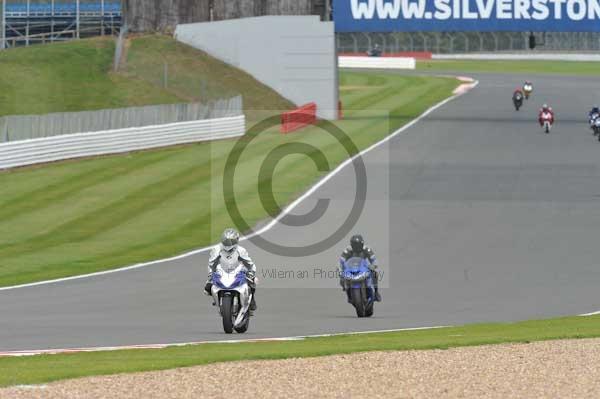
[0,68,458,287]
[1,315,599,387]
[0,35,293,117]
[122,35,294,111]
[0,38,178,117]
[418,59,600,75]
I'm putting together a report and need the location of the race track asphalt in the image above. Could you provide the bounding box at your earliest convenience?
[1,73,600,351]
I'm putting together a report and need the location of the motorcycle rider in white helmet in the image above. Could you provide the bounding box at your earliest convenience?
[204,228,257,311]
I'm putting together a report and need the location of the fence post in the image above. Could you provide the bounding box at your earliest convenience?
[1,0,5,50]
[26,0,30,46]
[101,0,105,35]
[51,0,55,42]
[76,0,80,39]
[0,117,7,143]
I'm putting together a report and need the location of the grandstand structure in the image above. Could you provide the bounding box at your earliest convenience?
[1,1,122,49]
[2,0,599,52]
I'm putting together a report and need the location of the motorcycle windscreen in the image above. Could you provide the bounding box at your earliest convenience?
[345,257,364,269]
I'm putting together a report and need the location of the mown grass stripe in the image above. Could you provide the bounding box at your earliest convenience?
[0,151,178,223]
[0,157,213,258]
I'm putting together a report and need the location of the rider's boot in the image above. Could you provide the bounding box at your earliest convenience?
[374,288,382,302]
[250,289,257,312]
[372,271,382,302]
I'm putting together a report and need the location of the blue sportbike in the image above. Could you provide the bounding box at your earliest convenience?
[340,256,376,317]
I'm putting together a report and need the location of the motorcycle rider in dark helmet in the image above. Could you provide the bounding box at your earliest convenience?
[204,228,257,311]
[339,234,382,302]
[512,87,524,110]
[589,105,600,123]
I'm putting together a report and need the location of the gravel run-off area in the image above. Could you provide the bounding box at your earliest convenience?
[2,338,600,399]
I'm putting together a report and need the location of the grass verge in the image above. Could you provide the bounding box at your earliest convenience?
[0,72,458,287]
[0,35,293,117]
[418,59,600,75]
[1,315,599,387]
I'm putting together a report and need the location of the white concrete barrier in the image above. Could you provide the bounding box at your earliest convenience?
[0,115,245,170]
[339,56,416,69]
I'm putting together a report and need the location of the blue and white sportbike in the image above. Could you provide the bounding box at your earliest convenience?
[341,256,376,318]
[211,261,253,334]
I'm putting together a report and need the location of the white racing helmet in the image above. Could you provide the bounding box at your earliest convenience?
[221,228,240,252]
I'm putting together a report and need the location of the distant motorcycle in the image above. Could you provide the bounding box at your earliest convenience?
[513,91,524,111]
[589,112,600,136]
[593,118,600,139]
[523,83,533,99]
[210,261,253,333]
[366,46,383,57]
[340,257,376,318]
[540,111,553,134]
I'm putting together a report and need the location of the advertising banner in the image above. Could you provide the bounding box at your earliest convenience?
[333,0,600,31]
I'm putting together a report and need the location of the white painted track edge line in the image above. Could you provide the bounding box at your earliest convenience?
[0,325,451,357]
[0,78,479,292]
[579,310,600,316]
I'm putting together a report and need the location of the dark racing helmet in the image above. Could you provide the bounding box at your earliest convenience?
[221,228,240,252]
[350,234,365,253]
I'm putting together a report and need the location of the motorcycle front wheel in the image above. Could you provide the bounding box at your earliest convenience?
[351,287,366,317]
[221,295,235,334]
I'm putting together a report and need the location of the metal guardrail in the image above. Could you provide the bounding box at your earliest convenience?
[0,115,246,169]
[0,97,243,143]
[337,32,600,53]
[433,53,600,61]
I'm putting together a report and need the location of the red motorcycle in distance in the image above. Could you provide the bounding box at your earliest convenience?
[539,107,554,134]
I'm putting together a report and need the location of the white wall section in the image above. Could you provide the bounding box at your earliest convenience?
[338,56,416,69]
[174,16,338,120]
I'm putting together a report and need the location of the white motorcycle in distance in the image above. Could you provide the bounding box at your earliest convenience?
[523,82,533,99]
[589,113,600,136]
[540,111,553,134]
[210,261,253,334]
[593,118,600,140]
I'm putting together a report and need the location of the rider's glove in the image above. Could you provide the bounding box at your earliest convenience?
[246,270,256,287]
[204,272,213,294]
